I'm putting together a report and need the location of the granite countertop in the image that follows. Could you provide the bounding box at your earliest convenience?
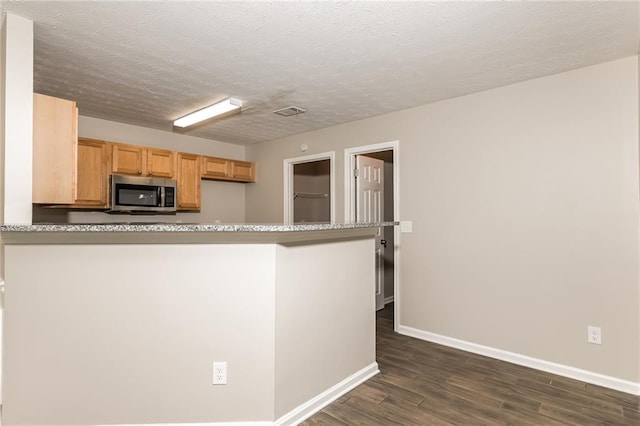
[0,222,398,245]
[0,222,397,233]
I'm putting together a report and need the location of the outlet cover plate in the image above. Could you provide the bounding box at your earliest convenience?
[587,326,602,344]
[213,361,227,385]
[400,221,413,233]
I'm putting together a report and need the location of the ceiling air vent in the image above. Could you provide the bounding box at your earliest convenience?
[273,106,306,117]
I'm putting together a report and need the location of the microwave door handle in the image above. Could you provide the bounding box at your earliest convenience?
[159,186,165,207]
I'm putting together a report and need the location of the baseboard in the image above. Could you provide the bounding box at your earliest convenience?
[397,325,640,396]
[96,423,271,426]
[46,364,379,426]
[383,296,394,305]
[274,362,380,426]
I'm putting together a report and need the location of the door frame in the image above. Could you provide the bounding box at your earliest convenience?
[344,140,400,330]
[283,151,335,224]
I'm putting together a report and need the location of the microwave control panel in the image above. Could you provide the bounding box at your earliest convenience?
[165,187,175,207]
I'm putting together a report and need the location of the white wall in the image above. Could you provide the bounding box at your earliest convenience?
[0,13,33,225]
[33,116,248,224]
[247,57,640,386]
[0,14,5,229]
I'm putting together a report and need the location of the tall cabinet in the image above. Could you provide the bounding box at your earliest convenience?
[176,152,201,210]
[33,94,111,208]
[32,93,78,204]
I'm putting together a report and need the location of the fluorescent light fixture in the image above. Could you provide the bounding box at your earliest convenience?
[174,97,243,128]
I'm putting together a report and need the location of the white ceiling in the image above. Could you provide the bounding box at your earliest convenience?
[2,1,639,145]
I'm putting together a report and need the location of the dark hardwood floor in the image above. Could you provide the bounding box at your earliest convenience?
[301,303,640,425]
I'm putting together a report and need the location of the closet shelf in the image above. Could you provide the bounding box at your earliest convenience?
[293,192,328,199]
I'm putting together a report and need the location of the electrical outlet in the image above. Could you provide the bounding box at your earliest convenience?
[213,361,227,385]
[587,326,602,345]
[400,221,413,233]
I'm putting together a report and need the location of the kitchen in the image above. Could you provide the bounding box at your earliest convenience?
[32,108,253,225]
[1,18,393,425]
[2,1,640,426]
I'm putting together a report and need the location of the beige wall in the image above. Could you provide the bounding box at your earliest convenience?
[33,116,248,224]
[247,57,640,383]
[78,116,245,159]
[275,238,375,417]
[2,236,377,424]
[3,244,277,424]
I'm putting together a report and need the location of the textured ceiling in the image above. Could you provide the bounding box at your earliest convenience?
[2,1,639,145]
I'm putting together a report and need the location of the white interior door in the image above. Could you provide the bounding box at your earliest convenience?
[356,155,385,311]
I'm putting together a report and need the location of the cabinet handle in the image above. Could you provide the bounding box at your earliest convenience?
[137,170,142,175]
[147,171,152,176]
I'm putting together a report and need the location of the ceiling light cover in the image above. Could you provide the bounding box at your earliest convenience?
[174,97,243,128]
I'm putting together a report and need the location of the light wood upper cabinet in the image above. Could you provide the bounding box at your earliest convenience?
[33,93,78,204]
[112,143,175,178]
[33,93,253,211]
[201,156,255,183]
[111,143,144,176]
[201,156,229,179]
[177,152,201,211]
[76,138,111,207]
[230,160,255,182]
[147,148,175,178]
[32,93,110,207]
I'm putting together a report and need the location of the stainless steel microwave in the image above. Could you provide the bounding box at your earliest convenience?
[109,174,177,213]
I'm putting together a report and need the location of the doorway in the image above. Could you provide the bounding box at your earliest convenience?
[283,152,335,224]
[293,160,331,223]
[345,141,399,327]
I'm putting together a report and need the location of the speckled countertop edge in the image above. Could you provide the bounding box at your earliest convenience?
[0,222,398,233]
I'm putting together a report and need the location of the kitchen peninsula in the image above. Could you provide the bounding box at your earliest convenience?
[0,222,395,426]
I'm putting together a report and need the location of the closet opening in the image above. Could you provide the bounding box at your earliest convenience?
[283,151,335,224]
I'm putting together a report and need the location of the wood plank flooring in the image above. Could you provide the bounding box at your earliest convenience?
[301,304,639,425]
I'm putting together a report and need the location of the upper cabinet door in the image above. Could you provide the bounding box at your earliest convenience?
[201,156,255,183]
[32,93,78,204]
[201,156,230,179]
[75,138,111,207]
[230,160,256,182]
[177,152,201,210]
[112,144,174,178]
[147,148,175,178]
[112,143,145,176]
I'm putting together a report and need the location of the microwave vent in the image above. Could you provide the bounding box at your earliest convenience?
[273,106,306,117]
